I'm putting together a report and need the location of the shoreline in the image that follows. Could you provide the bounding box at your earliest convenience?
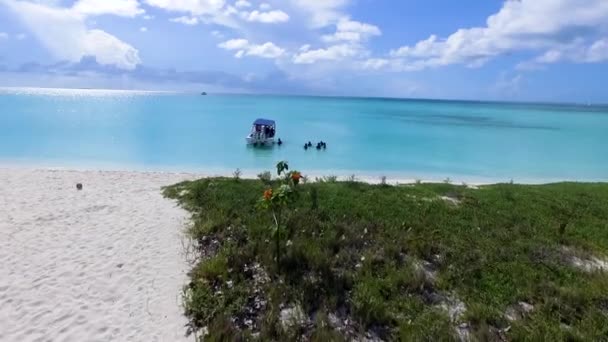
[0,163,605,186]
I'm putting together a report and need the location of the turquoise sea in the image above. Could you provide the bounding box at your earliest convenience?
[1,88,607,183]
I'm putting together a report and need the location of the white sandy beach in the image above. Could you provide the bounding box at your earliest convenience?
[0,168,199,342]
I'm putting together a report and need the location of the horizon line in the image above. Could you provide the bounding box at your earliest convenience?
[1,86,607,108]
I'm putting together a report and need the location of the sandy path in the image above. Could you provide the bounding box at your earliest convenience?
[0,169,198,342]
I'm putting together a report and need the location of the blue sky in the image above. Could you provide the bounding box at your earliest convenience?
[1,0,607,103]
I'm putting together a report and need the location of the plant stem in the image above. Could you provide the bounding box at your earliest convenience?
[272,208,282,273]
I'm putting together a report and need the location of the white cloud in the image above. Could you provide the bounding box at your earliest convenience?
[246,9,289,23]
[289,0,348,27]
[170,16,200,25]
[360,58,389,70]
[16,33,27,40]
[218,38,249,50]
[72,0,144,17]
[234,0,250,8]
[246,42,285,58]
[259,3,270,10]
[139,26,148,32]
[218,38,285,58]
[144,0,241,28]
[211,30,224,38]
[291,18,380,66]
[0,32,8,39]
[3,0,140,70]
[83,30,141,69]
[293,44,361,64]
[144,0,226,16]
[322,18,380,43]
[143,14,154,20]
[519,38,608,69]
[389,0,608,71]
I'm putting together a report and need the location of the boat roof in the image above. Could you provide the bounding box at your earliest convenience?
[253,118,275,126]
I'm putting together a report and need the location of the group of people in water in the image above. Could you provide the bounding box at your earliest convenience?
[303,141,327,150]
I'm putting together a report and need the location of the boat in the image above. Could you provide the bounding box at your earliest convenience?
[246,118,276,146]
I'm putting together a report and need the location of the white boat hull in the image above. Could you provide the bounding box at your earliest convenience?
[246,135,275,145]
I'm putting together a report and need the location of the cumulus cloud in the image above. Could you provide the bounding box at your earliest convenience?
[246,9,289,23]
[144,0,244,27]
[72,0,144,17]
[144,0,226,16]
[359,58,389,70]
[170,16,200,25]
[289,0,349,27]
[234,0,251,8]
[2,0,141,70]
[218,38,285,58]
[218,38,249,50]
[139,26,148,32]
[389,0,608,71]
[293,44,362,64]
[322,18,380,43]
[292,17,380,66]
[520,38,608,69]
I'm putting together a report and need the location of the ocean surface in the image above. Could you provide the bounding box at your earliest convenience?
[1,88,607,182]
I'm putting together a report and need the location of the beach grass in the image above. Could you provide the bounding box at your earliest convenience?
[164,177,608,340]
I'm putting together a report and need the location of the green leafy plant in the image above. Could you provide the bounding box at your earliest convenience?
[276,161,289,176]
[323,175,338,183]
[310,186,318,210]
[257,171,272,184]
[259,161,301,272]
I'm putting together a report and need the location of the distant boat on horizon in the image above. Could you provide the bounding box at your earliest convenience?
[201,92,207,95]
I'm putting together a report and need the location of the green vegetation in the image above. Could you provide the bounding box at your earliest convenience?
[164,173,608,341]
[257,171,272,184]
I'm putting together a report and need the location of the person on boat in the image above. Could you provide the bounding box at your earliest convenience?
[304,144,308,150]
[278,138,283,146]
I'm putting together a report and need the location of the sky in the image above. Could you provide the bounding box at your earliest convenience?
[0,0,607,103]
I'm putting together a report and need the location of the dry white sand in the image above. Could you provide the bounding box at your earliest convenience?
[0,168,199,342]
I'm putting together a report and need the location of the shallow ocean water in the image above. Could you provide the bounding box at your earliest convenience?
[1,88,607,182]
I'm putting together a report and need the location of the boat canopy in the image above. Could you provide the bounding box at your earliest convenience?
[253,118,275,126]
